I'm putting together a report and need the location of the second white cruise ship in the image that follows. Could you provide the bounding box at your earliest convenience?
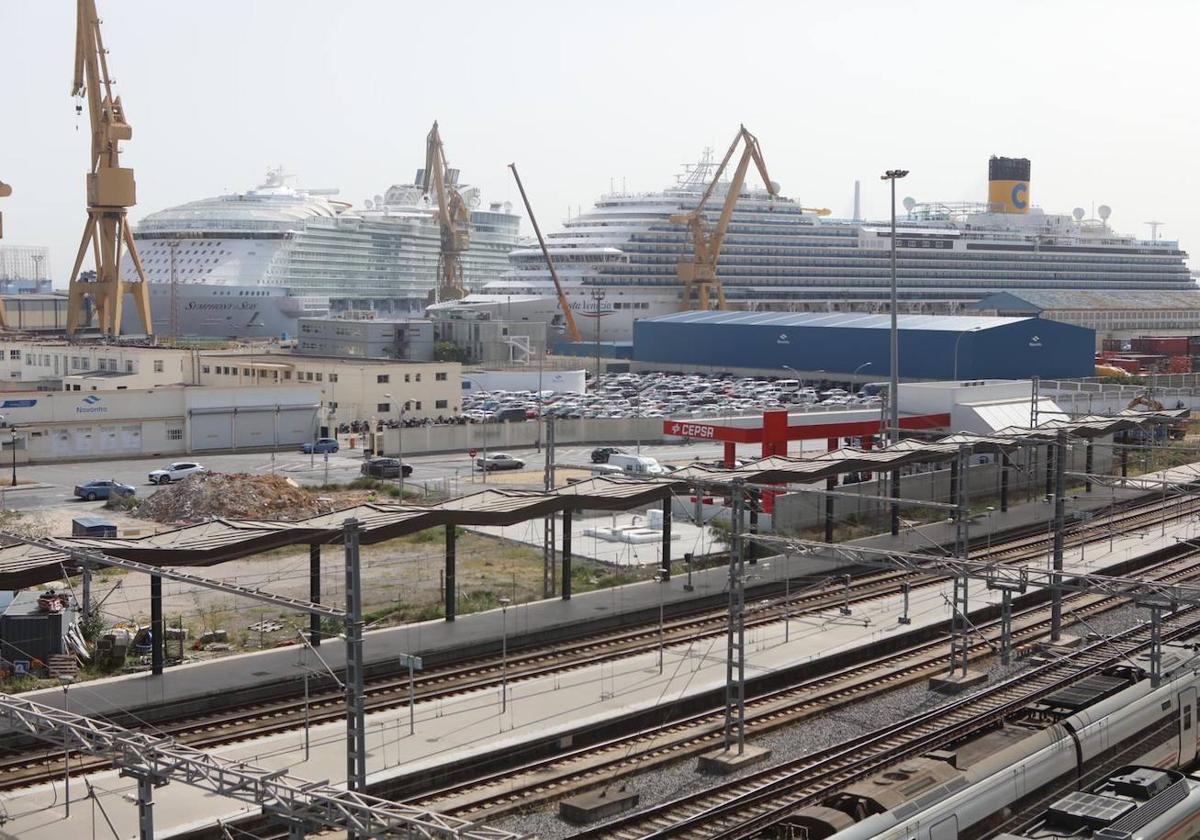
[427,156,1194,342]
[119,167,520,338]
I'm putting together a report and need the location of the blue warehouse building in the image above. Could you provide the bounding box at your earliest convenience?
[632,311,1095,381]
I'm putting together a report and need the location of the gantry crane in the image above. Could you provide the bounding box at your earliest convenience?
[670,125,778,310]
[508,163,582,342]
[66,0,153,338]
[421,121,471,302]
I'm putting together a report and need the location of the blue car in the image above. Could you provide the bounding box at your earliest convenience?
[301,437,339,454]
[73,479,136,501]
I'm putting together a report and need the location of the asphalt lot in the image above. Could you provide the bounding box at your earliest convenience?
[2,440,729,512]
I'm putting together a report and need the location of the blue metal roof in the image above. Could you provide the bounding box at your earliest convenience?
[641,311,1031,332]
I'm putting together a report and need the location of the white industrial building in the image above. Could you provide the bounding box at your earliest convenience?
[0,386,321,463]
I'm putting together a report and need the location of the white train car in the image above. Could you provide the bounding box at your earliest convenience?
[816,648,1200,840]
[998,765,1200,839]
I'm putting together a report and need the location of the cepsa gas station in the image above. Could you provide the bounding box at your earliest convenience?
[662,407,951,511]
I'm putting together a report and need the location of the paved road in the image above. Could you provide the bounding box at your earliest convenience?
[3,441,729,512]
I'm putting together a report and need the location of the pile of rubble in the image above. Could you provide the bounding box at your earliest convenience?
[134,473,324,524]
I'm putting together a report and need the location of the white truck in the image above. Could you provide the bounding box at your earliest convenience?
[592,454,665,477]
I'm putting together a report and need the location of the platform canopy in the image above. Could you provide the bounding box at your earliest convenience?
[0,410,1185,589]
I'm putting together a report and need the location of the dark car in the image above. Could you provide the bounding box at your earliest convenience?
[74,479,136,501]
[301,437,339,454]
[495,407,528,423]
[591,446,623,464]
[360,457,413,479]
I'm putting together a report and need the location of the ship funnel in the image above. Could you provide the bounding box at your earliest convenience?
[987,156,1030,214]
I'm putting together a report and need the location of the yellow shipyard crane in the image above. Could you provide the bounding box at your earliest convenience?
[421,121,471,303]
[66,0,153,337]
[670,125,779,311]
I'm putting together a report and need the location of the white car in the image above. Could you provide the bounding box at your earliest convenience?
[148,461,207,485]
[476,453,525,472]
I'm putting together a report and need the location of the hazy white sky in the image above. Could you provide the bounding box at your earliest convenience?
[4,0,1199,283]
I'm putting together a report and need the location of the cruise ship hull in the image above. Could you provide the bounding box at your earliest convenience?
[121,283,304,339]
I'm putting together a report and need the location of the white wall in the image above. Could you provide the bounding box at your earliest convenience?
[461,369,587,395]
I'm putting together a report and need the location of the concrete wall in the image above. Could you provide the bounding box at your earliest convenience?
[372,416,666,458]
[772,441,1112,533]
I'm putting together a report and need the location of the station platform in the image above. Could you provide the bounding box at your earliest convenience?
[3,467,1196,840]
[15,462,1193,727]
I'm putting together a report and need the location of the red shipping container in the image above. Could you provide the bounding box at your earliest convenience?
[1131,336,1189,356]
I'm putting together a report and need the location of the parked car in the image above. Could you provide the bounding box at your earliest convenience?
[301,437,339,454]
[591,446,623,464]
[495,407,528,423]
[360,457,413,479]
[74,479,136,501]
[476,453,525,471]
[148,462,207,485]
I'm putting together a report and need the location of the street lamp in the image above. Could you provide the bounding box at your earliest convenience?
[385,393,406,501]
[852,361,873,393]
[953,326,984,381]
[498,596,511,712]
[880,168,908,446]
[462,376,489,484]
[655,567,668,674]
[881,169,908,537]
[59,675,74,816]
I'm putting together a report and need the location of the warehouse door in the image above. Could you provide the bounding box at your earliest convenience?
[120,425,142,451]
[189,411,233,451]
[98,426,120,453]
[73,427,93,455]
[234,408,274,449]
[277,407,316,447]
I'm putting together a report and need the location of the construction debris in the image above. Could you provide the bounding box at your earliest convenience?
[133,473,324,524]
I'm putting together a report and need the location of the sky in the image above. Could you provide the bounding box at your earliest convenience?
[3,0,1200,285]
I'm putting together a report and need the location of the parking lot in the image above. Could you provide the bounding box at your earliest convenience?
[462,371,884,422]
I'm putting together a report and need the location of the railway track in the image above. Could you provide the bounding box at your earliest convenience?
[0,491,1193,798]
[572,612,1200,840]
[403,549,1200,821]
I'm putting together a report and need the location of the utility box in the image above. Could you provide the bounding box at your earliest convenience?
[87,167,136,208]
[72,517,117,538]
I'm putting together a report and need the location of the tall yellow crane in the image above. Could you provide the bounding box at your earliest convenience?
[670,125,779,310]
[421,121,470,303]
[66,0,153,338]
[508,163,582,342]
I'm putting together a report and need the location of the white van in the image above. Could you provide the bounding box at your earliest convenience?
[604,454,665,476]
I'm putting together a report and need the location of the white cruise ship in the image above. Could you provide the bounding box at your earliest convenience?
[119,168,519,338]
[426,156,1194,343]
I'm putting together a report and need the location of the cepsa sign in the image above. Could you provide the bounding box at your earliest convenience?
[666,421,716,439]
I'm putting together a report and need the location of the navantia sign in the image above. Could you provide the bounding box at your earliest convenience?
[666,421,717,439]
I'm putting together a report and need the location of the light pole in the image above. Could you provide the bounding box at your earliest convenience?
[462,376,488,484]
[852,361,873,392]
[882,169,908,537]
[8,424,15,487]
[59,675,74,816]
[386,393,406,501]
[953,326,983,381]
[498,596,511,712]
[655,567,668,674]
[880,168,908,445]
[589,290,605,385]
[985,505,995,551]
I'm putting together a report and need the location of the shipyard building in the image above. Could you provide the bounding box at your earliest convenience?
[631,311,1094,381]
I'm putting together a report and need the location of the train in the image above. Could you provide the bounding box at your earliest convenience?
[998,765,1200,839]
[789,644,1200,840]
